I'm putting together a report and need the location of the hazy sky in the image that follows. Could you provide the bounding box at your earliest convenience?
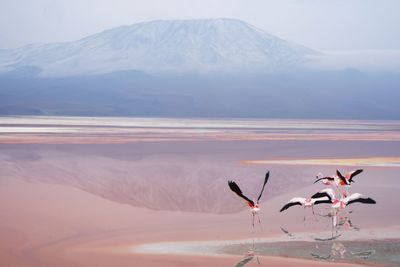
[1,0,399,50]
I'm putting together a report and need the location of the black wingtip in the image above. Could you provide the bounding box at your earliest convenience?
[349,169,363,182]
[311,192,332,201]
[311,192,320,198]
[257,171,270,202]
[264,171,270,184]
[279,206,287,212]
[227,180,237,191]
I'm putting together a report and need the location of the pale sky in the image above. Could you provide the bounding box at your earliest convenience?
[0,0,399,51]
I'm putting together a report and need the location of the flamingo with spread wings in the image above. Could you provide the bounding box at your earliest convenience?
[314,169,363,197]
[314,169,363,187]
[311,189,376,234]
[228,171,269,229]
[279,195,332,222]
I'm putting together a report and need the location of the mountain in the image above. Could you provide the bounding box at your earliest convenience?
[0,19,316,76]
[0,19,399,119]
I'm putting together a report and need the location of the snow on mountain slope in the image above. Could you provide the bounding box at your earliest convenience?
[0,19,316,76]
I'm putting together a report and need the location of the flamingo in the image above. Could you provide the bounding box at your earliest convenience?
[279,195,331,222]
[336,169,363,185]
[314,169,363,197]
[314,169,363,187]
[228,171,269,230]
[311,189,376,234]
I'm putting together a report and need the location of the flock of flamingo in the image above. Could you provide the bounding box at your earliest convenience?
[228,169,376,235]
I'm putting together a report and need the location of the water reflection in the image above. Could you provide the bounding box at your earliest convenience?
[233,250,261,267]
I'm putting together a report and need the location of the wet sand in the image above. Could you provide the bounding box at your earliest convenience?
[1,116,399,266]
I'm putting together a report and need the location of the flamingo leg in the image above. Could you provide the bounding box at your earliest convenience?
[332,211,338,236]
[251,212,255,248]
[312,205,318,222]
[251,212,256,250]
[257,213,263,232]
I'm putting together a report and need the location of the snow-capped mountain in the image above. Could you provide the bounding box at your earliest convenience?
[0,18,316,76]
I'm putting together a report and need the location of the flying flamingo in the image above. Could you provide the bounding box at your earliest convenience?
[314,169,363,196]
[228,171,269,230]
[314,169,363,186]
[336,169,363,185]
[279,195,332,222]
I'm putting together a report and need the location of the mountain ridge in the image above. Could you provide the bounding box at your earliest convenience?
[0,18,316,76]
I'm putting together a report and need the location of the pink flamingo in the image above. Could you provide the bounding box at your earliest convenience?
[311,189,376,234]
[314,169,363,196]
[280,195,331,222]
[228,171,269,230]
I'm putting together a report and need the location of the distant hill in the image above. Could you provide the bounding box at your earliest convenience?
[0,19,315,76]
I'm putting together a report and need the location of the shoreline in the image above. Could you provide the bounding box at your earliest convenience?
[131,230,400,267]
[132,226,400,256]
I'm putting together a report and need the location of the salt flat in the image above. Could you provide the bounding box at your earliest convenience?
[0,116,399,266]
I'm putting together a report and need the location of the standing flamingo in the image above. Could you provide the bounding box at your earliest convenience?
[311,189,376,234]
[228,171,269,230]
[279,195,332,222]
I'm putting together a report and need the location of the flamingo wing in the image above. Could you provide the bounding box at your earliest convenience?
[348,169,363,183]
[280,197,304,212]
[313,197,332,205]
[313,176,334,184]
[347,197,376,205]
[336,170,349,185]
[311,188,335,201]
[343,193,376,205]
[257,171,270,202]
[228,180,254,206]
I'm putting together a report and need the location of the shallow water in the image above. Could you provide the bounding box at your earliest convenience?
[223,239,400,267]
